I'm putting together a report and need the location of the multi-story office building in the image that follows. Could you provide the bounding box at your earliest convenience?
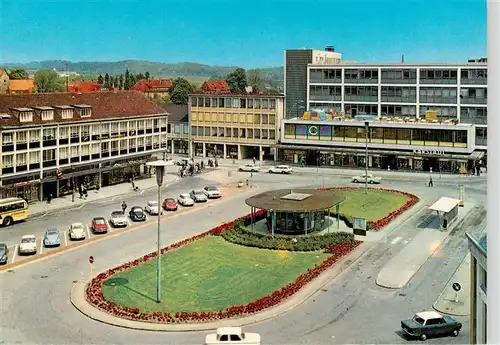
[466,232,487,344]
[0,92,169,202]
[188,92,285,160]
[165,104,189,155]
[284,47,342,119]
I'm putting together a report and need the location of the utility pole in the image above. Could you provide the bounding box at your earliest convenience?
[365,121,369,194]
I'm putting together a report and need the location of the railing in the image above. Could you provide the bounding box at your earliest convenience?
[343,78,379,84]
[461,78,487,85]
[419,79,457,84]
[419,96,458,104]
[309,77,342,84]
[344,95,378,102]
[380,96,416,103]
[309,95,342,101]
[380,79,417,84]
[460,97,487,105]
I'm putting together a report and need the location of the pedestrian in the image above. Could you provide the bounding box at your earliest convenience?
[121,201,127,214]
[428,176,433,187]
[253,157,256,164]
[47,193,52,204]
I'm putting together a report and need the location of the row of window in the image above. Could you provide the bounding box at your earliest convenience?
[16,108,92,123]
[284,124,468,147]
[190,113,277,125]
[190,97,278,109]
[309,68,488,83]
[190,126,276,140]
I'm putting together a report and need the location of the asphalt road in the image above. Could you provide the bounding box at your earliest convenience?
[0,173,487,345]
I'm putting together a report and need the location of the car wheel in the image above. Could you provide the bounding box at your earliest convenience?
[369,180,374,184]
[2,216,13,226]
[419,333,427,341]
[238,168,243,172]
[452,329,460,337]
[281,171,286,174]
[353,179,358,183]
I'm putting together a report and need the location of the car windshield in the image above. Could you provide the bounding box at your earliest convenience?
[46,230,58,235]
[72,224,83,230]
[149,201,158,206]
[206,186,217,191]
[180,194,189,198]
[21,237,35,243]
[413,316,425,325]
[165,198,175,203]
[94,218,106,224]
[132,208,143,213]
[194,190,203,194]
[112,211,124,217]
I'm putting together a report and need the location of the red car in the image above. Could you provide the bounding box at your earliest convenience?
[162,198,178,211]
[91,217,109,234]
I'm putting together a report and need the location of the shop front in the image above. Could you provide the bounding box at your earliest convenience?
[0,173,41,202]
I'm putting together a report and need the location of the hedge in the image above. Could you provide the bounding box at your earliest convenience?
[219,222,355,252]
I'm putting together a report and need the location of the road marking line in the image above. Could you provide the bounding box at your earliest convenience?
[140,190,145,195]
[403,240,410,245]
[11,245,17,263]
[86,226,91,240]
[77,204,85,209]
[127,219,132,226]
[391,237,402,245]
[39,239,44,255]
[64,233,68,247]
[111,196,118,201]
[106,220,113,232]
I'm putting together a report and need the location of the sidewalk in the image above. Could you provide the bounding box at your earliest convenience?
[28,174,178,218]
[170,155,487,181]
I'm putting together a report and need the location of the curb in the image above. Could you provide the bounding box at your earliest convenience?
[70,241,372,332]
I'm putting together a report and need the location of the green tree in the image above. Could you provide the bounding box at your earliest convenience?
[124,69,132,89]
[226,68,247,93]
[169,77,194,104]
[145,71,150,80]
[104,73,110,88]
[136,72,145,81]
[97,74,104,84]
[118,74,124,90]
[34,69,66,92]
[129,74,137,89]
[247,69,264,93]
[8,68,29,80]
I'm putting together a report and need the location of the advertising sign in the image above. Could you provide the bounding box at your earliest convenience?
[352,217,367,236]
[458,185,465,207]
[320,125,332,137]
[295,125,307,136]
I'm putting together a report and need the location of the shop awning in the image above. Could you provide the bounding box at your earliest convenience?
[469,151,485,160]
[429,197,460,213]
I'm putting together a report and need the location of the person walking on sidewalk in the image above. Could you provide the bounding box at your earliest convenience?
[47,193,52,204]
[253,157,256,165]
[428,176,434,187]
[121,201,127,214]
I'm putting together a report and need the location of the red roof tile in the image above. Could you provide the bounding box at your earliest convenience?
[0,91,167,127]
[201,80,230,93]
[190,90,284,97]
[67,81,102,93]
[129,79,173,92]
[8,79,36,93]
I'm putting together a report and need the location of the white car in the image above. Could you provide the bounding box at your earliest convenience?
[203,185,221,199]
[19,235,37,255]
[190,189,208,203]
[109,211,128,227]
[351,173,382,184]
[238,163,260,172]
[145,201,159,215]
[178,193,195,206]
[268,165,293,174]
[205,327,261,345]
[69,222,86,240]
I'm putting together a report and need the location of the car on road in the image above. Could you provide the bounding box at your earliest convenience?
[268,165,292,174]
[178,193,194,206]
[90,217,108,234]
[190,189,208,203]
[68,223,86,241]
[43,229,61,247]
[19,235,37,255]
[110,211,128,227]
[145,201,159,215]
[129,206,147,222]
[205,327,261,345]
[238,163,260,172]
[351,173,381,184]
[401,311,462,341]
[203,185,221,199]
[162,198,178,211]
[0,243,9,264]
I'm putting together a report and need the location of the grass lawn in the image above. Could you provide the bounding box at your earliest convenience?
[102,236,328,313]
[331,188,411,222]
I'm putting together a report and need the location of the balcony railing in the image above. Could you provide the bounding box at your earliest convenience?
[419,96,458,104]
[344,95,378,102]
[460,97,487,105]
[309,77,341,84]
[309,95,342,102]
[419,79,457,84]
[380,96,416,103]
[461,78,487,85]
[343,78,378,84]
[381,78,417,84]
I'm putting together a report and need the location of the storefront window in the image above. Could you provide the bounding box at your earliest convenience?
[424,129,439,146]
[397,128,411,144]
[319,126,332,140]
[284,124,295,139]
[384,128,397,143]
[438,130,453,146]
[411,129,426,145]
[454,130,467,147]
[344,127,357,142]
[370,127,383,143]
[307,125,319,139]
[356,127,367,141]
[295,125,307,139]
[413,159,423,170]
[333,126,344,141]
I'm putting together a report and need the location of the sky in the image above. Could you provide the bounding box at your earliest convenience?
[0,0,487,68]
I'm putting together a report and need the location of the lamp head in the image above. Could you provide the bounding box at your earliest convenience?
[146,160,174,187]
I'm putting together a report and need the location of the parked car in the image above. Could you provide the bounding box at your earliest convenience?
[178,193,194,206]
[238,163,260,172]
[0,243,9,264]
[129,206,147,222]
[162,198,178,211]
[401,311,462,341]
[203,185,221,199]
[110,211,128,227]
[351,173,382,184]
[91,217,108,234]
[19,235,37,255]
[268,165,293,174]
[190,189,208,203]
[69,223,86,241]
[145,201,159,215]
[205,327,261,345]
[43,229,61,247]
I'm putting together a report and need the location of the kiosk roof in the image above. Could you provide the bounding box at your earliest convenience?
[245,188,345,212]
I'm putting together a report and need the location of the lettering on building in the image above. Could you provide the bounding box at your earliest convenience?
[413,149,445,156]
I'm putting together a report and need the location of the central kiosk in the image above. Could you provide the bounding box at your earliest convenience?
[245,188,345,235]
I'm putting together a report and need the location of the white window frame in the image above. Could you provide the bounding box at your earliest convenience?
[70,146,79,157]
[2,154,14,168]
[20,112,33,122]
[29,129,40,142]
[16,152,27,166]
[29,152,39,163]
[59,127,69,139]
[59,147,69,159]
[16,131,27,143]
[61,109,73,119]
[41,110,54,121]
[42,149,56,162]
[2,132,13,144]
[80,108,91,117]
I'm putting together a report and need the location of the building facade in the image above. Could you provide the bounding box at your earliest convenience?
[284,47,342,119]
[305,62,488,153]
[165,103,189,155]
[7,79,36,94]
[129,79,173,99]
[67,80,102,93]
[0,68,9,94]
[466,233,487,344]
[188,92,285,160]
[0,91,169,202]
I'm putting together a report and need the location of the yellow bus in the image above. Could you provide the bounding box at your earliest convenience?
[0,197,29,226]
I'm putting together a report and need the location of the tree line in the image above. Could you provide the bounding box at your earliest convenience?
[96,69,151,90]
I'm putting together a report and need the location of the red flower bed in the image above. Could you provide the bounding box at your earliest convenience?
[318,186,419,231]
[85,209,361,324]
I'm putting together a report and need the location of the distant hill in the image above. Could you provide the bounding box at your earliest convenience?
[2,60,284,88]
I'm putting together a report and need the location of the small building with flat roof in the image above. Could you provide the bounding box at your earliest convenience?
[429,197,461,229]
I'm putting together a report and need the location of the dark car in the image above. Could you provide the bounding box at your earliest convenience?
[129,206,147,222]
[0,243,9,264]
[401,311,462,341]
[91,217,109,234]
[162,198,178,211]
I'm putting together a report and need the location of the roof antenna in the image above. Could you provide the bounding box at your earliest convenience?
[401,54,405,63]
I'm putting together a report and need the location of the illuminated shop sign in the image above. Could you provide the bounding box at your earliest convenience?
[413,149,445,156]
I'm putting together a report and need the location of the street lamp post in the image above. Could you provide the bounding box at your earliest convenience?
[145,160,174,303]
[364,121,369,194]
[71,165,75,202]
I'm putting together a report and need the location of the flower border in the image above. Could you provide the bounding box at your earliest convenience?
[318,186,420,231]
[86,187,418,324]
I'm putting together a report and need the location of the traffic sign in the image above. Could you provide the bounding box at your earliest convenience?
[89,256,94,264]
[452,282,461,292]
